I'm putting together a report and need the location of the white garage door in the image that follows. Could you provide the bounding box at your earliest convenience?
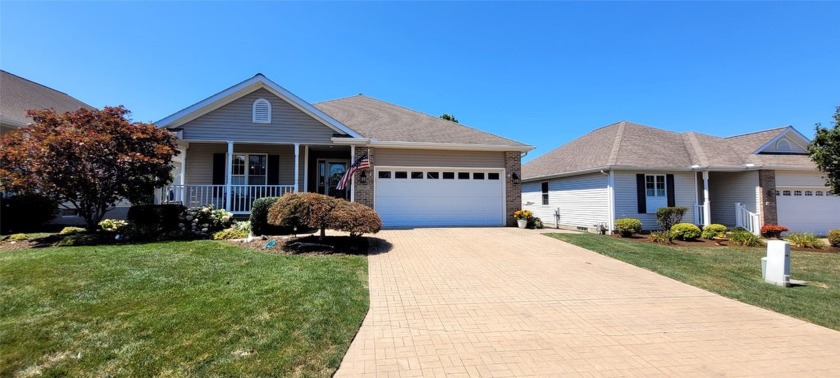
[375,167,505,227]
[777,187,840,235]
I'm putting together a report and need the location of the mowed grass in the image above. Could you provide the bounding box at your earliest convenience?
[0,241,368,377]
[547,233,840,331]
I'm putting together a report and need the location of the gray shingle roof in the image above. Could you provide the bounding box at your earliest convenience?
[0,70,93,128]
[314,95,530,149]
[523,121,815,180]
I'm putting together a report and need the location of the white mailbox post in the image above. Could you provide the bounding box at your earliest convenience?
[764,240,791,287]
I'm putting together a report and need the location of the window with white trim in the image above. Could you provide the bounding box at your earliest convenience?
[645,174,667,213]
[252,98,271,123]
[231,153,267,185]
[541,182,549,205]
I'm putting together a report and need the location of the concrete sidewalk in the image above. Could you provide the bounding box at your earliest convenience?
[337,228,840,377]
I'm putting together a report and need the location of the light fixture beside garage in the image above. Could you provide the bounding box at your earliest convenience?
[360,170,367,184]
[511,172,521,185]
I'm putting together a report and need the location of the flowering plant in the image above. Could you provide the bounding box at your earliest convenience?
[179,205,233,237]
[760,224,789,238]
[513,210,533,220]
[98,219,128,232]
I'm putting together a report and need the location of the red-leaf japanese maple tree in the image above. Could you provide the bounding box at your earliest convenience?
[0,106,179,231]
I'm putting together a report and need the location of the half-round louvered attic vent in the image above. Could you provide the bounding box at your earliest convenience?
[252,98,271,123]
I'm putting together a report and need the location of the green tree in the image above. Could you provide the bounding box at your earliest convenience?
[808,106,840,193]
[0,106,179,231]
[440,113,459,123]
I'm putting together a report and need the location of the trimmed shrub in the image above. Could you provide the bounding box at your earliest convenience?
[59,226,86,235]
[233,220,251,233]
[529,217,544,229]
[127,203,185,237]
[649,230,673,245]
[55,233,102,247]
[98,219,128,232]
[655,207,687,231]
[213,227,249,240]
[268,193,338,239]
[760,224,789,238]
[614,218,642,237]
[330,200,382,237]
[250,197,287,236]
[701,224,728,239]
[0,193,59,233]
[670,223,701,241]
[786,232,826,249]
[729,230,764,247]
[9,233,28,241]
[829,229,840,247]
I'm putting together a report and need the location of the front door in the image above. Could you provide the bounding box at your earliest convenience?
[317,160,348,198]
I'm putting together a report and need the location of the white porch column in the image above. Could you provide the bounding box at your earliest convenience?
[350,145,356,202]
[225,141,233,212]
[179,145,187,204]
[293,143,300,193]
[607,170,615,234]
[303,145,309,192]
[702,170,711,227]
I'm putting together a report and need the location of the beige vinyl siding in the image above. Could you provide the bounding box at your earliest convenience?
[182,88,338,144]
[762,136,808,154]
[522,173,609,229]
[613,171,696,230]
[184,142,303,187]
[775,170,828,187]
[375,148,505,168]
[708,171,759,227]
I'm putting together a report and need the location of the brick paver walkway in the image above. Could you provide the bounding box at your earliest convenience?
[337,228,840,377]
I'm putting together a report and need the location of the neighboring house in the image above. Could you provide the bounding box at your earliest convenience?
[155,74,533,227]
[0,70,93,134]
[522,121,839,235]
[0,70,127,224]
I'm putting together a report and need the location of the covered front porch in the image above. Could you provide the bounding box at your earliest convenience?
[691,170,764,235]
[158,141,361,214]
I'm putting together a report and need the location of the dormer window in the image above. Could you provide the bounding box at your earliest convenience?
[252,98,271,124]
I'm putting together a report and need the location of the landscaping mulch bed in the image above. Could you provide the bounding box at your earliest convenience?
[235,235,370,255]
[611,233,840,253]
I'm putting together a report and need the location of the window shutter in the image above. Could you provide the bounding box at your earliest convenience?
[212,153,226,185]
[666,174,676,207]
[636,174,646,213]
[267,155,280,185]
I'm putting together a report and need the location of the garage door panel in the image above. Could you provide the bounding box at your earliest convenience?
[776,187,840,235]
[375,168,504,227]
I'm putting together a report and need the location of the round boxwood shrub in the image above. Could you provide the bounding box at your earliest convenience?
[827,229,840,248]
[670,223,701,241]
[614,218,642,237]
[701,224,727,239]
[250,197,290,236]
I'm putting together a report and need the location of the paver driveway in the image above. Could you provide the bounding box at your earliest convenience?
[337,228,840,377]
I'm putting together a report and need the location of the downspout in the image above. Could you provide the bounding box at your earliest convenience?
[600,169,615,234]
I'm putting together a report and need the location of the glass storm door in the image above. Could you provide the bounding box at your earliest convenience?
[317,160,348,198]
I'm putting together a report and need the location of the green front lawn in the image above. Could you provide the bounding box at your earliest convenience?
[548,233,840,331]
[0,241,369,377]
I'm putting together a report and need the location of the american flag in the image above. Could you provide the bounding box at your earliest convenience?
[336,152,370,191]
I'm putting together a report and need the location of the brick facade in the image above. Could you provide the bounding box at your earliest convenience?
[758,169,778,226]
[505,151,522,227]
[353,147,375,208]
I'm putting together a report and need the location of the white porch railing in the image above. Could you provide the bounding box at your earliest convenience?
[159,184,295,214]
[734,202,760,235]
[694,204,705,225]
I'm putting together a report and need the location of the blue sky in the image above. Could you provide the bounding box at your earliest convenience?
[2,1,838,160]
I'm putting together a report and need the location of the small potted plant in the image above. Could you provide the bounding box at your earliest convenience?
[760,224,789,239]
[513,210,532,229]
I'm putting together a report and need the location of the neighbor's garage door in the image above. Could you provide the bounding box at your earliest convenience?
[374,167,505,227]
[776,187,840,235]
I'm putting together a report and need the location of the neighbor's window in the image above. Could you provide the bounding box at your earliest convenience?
[252,98,271,123]
[645,174,667,213]
[541,181,549,205]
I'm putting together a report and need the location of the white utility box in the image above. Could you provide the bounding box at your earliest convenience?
[764,240,791,287]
